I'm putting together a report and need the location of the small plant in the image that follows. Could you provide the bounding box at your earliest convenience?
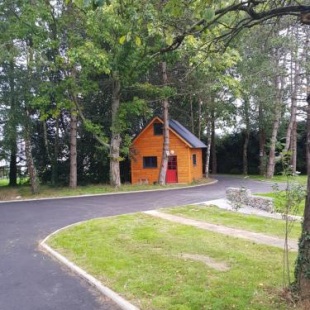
[273,152,306,288]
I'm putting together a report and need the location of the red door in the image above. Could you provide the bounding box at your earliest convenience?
[166,156,178,183]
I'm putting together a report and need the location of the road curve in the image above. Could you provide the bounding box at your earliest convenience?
[0,175,277,310]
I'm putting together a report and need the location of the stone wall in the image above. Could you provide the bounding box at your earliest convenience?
[226,187,274,212]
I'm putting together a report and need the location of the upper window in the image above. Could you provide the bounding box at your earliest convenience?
[143,156,157,168]
[153,123,163,135]
[192,154,197,166]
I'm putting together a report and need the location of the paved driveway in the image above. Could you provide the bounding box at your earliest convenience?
[0,176,277,310]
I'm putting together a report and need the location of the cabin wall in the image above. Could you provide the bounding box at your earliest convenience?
[131,120,204,184]
[131,125,189,184]
[189,148,204,181]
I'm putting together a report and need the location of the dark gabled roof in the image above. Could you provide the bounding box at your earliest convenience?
[169,119,207,148]
[131,116,207,148]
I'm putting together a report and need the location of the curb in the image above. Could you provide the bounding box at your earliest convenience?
[40,224,140,310]
[0,179,218,204]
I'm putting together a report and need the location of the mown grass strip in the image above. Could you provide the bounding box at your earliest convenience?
[163,205,302,239]
[0,178,214,201]
[48,213,297,310]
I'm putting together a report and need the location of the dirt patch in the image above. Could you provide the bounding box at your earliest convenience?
[178,253,230,271]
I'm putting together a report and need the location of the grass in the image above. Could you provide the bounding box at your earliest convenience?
[248,174,306,216]
[0,178,9,186]
[163,205,302,239]
[248,174,307,185]
[0,178,214,201]
[256,192,305,216]
[48,213,298,310]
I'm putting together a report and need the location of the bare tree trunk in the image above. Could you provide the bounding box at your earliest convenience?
[291,120,297,173]
[243,98,250,176]
[109,72,121,187]
[284,54,300,174]
[198,97,202,140]
[9,149,17,187]
[24,109,39,194]
[205,118,212,178]
[25,35,39,194]
[243,130,250,176]
[211,109,217,174]
[158,61,169,185]
[295,93,310,300]
[266,74,283,178]
[8,59,17,187]
[285,65,300,153]
[69,108,77,188]
[258,101,266,176]
[190,94,195,134]
[51,118,59,186]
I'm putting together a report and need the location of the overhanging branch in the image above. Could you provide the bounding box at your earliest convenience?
[158,2,310,55]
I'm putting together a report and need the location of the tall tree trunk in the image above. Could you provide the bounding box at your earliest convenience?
[243,98,250,176]
[8,59,17,187]
[9,149,17,187]
[266,74,283,178]
[285,64,300,154]
[158,61,169,185]
[69,108,77,188]
[258,101,266,176]
[243,130,250,176]
[51,118,59,186]
[109,72,121,187]
[205,117,212,178]
[198,97,202,140]
[25,36,39,193]
[190,94,195,134]
[284,53,300,174]
[291,120,297,173]
[24,109,39,194]
[295,93,310,300]
[211,109,217,174]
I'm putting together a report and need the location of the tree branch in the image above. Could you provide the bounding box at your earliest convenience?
[158,2,310,55]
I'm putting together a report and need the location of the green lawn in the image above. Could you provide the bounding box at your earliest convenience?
[256,192,305,216]
[249,174,307,184]
[48,213,298,310]
[248,174,306,216]
[0,178,214,201]
[0,179,9,186]
[163,205,302,239]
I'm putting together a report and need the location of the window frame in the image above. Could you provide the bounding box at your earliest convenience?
[143,156,158,168]
[192,154,197,166]
[153,123,163,136]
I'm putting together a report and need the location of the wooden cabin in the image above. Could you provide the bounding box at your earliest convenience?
[130,117,207,184]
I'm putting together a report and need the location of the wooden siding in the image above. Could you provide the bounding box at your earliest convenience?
[131,119,204,184]
[189,148,204,181]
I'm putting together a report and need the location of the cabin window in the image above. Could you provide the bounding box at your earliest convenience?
[143,156,157,168]
[192,154,197,166]
[153,123,163,135]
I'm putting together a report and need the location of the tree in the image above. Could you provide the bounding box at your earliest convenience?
[158,61,170,185]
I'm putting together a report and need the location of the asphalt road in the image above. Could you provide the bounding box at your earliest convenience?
[0,175,278,310]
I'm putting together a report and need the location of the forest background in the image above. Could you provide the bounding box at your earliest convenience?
[1,0,310,303]
[0,0,309,191]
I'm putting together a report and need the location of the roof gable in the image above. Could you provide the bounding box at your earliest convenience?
[132,117,206,148]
